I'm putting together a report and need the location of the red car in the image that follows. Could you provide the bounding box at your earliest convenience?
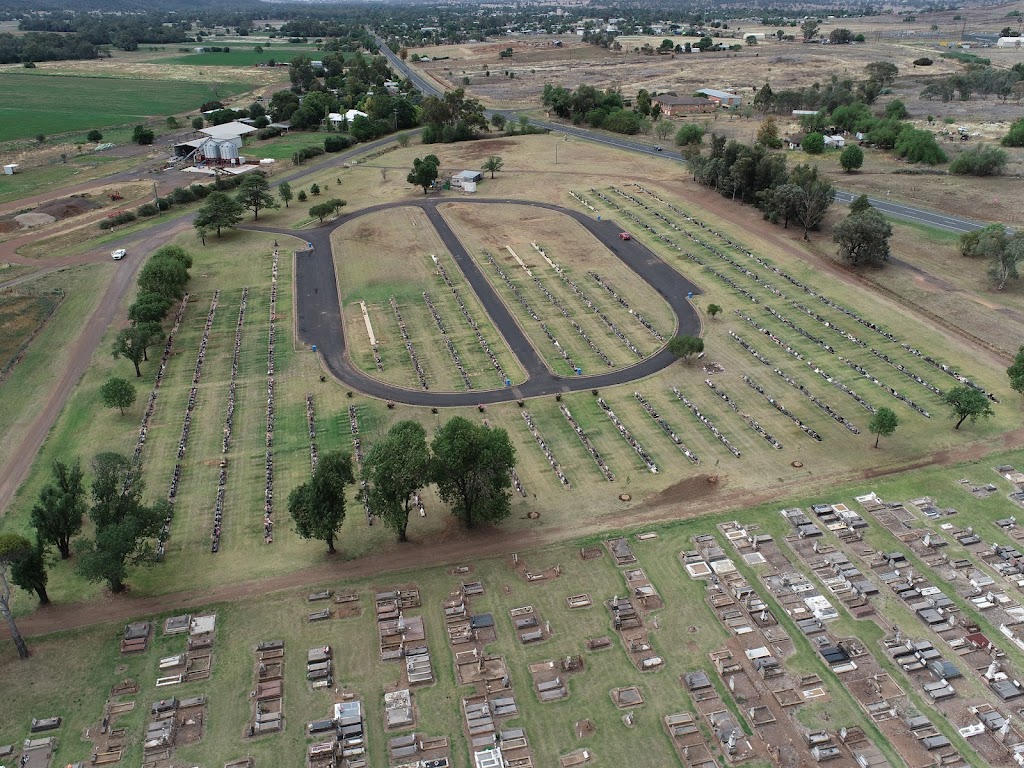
[618,232,631,241]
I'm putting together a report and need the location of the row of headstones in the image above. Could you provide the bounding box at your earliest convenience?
[596,397,658,473]
[633,391,699,465]
[534,244,643,360]
[742,375,823,442]
[530,273,613,367]
[423,291,473,390]
[587,270,665,342]
[167,290,220,509]
[484,250,582,372]
[483,417,530,497]
[559,403,615,482]
[704,378,783,450]
[736,309,805,362]
[629,182,997,402]
[765,304,836,353]
[144,295,191,562]
[306,393,318,474]
[838,356,931,418]
[264,252,279,545]
[211,287,248,554]
[727,329,862,434]
[390,296,429,390]
[433,257,509,386]
[520,410,571,489]
[611,185,790,300]
[671,386,742,458]
[349,405,373,525]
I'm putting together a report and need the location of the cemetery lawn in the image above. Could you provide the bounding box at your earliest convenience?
[1,132,1021,612]
[3,447,1023,766]
[0,72,252,142]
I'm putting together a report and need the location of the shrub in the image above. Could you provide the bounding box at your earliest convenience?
[297,190,307,202]
[913,57,933,66]
[170,187,197,205]
[23,61,36,68]
[86,129,103,142]
[949,145,1008,176]
[137,203,159,217]
[189,183,210,199]
[324,135,352,152]
[675,123,705,146]
[1003,117,1024,148]
[310,183,320,196]
[257,126,282,140]
[803,132,826,154]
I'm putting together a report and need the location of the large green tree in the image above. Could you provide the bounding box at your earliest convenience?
[960,224,1024,290]
[100,376,137,415]
[942,386,995,429]
[868,407,899,448]
[840,144,864,172]
[235,171,280,220]
[194,191,244,237]
[1009,346,1024,397]
[431,417,516,529]
[74,453,163,593]
[112,324,159,377]
[288,450,354,554]
[137,255,189,300]
[128,292,173,326]
[11,537,49,605]
[0,534,32,659]
[364,421,431,542]
[668,335,704,360]
[833,208,893,267]
[407,155,440,194]
[30,458,86,559]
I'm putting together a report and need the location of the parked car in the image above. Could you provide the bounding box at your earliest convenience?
[111,249,126,260]
[618,232,631,241]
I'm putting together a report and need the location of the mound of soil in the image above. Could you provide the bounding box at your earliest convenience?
[0,195,102,233]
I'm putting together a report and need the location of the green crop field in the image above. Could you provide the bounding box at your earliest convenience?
[148,48,358,67]
[0,72,253,142]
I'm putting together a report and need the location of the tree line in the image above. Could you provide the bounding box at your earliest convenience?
[0,31,101,63]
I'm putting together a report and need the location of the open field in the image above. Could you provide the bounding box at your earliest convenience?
[147,48,317,67]
[0,72,253,142]
[0,289,62,376]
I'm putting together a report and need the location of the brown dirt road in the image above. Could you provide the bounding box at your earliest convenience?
[0,217,193,515]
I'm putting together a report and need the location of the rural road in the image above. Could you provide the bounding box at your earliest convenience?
[246,197,702,405]
[374,40,997,236]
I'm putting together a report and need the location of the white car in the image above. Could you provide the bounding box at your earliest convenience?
[111,249,126,260]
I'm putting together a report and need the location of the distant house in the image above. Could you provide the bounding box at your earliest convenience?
[327,109,369,128]
[652,95,716,116]
[784,134,805,150]
[824,134,846,148]
[696,88,742,108]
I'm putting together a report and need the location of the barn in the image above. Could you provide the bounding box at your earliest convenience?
[174,121,258,161]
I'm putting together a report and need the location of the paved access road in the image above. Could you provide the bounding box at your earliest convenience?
[375,40,995,237]
[246,197,701,406]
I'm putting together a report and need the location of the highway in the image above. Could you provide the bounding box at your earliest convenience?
[376,38,994,237]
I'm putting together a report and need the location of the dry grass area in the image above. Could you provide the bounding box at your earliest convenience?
[0,57,278,88]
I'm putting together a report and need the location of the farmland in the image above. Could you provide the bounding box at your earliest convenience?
[147,47,318,67]
[0,72,252,142]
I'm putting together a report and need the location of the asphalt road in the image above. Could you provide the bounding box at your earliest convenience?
[245,197,702,405]
[376,39,995,237]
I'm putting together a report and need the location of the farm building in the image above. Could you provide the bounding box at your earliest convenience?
[824,135,846,148]
[997,36,1024,47]
[174,121,257,160]
[696,88,742,107]
[784,134,805,149]
[451,170,483,191]
[652,95,716,116]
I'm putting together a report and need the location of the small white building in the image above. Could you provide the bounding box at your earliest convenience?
[824,134,846,148]
[451,170,483,190]
[3,163,18,175]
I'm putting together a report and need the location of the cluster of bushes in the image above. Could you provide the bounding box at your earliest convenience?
[1004,117,1024,148]
[292,145,325,165]
[949,145,1009,176]
[0,31,100,63]
[135,246,193,311]
[197,46,231,53]
[922,60,1023,102]
[940,50,991,66]
[324,135,354,152]
[99,175,247,230]
[542,84,645,135]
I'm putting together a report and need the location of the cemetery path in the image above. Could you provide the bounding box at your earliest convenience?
[7,422,1024,639]
[246,197,703,406]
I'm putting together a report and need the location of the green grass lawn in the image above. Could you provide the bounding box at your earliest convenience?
[146,47,317,67]
[0,72,252,142]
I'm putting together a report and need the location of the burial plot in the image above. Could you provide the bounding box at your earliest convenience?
[334,699,366,766]
[250,641,284,736]
[384,688,414,729]
[306,645,332,689]
[610,686,644,708]
[607,537,637,566]
[121,622,151,655]
[333,591,361,619]
[20,738,53,768]
[163,615,190,636]
[566,594,592,609]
